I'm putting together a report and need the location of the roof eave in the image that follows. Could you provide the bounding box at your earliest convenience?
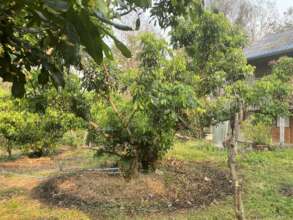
[246,47,293,62]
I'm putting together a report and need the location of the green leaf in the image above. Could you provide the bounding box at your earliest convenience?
[135,18,141,30]
[102,42,113,60]
[114,39,132,58]
[38,67,49,85]
[43,0,69,12]
[95,12,133,31]
[69,9,103,64]
[98,27,130,58]
[96,1,108,15]
[134,0,152,8]
[34,10,48,21]
[12,77,25,98]
[65,22,80,44]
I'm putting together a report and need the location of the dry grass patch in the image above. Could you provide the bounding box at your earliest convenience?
[0,176,41,191]
[0,156,54,172]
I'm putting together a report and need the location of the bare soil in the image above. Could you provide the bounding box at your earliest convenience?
[0,156,55,172]
[280,184,293,197]
[33,158,232,219]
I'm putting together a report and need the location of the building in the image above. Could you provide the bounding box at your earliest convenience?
[212,29,293,147]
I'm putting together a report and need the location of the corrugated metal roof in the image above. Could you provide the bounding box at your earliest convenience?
[244,29,293,61]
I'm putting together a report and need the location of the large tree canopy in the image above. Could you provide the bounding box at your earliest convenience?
[0,0,152,97]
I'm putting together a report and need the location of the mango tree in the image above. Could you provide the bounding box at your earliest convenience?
[85,33,196,177]
[167,1,293,219]
[0,0,151,97]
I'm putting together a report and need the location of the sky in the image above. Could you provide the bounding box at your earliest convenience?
[275,0,293,12]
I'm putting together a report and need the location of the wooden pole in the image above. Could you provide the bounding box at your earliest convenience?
[279,117,285,146]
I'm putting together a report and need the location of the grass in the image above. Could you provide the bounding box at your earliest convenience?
[0,196,89,220]
[0,140,292,219]
[166,140,293,220]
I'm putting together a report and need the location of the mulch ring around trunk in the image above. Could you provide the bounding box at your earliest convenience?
[32,159,232,219]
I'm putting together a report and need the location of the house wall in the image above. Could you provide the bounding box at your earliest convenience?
[272,117,293,144]
[248,56,293,145]
[249,60,272,78]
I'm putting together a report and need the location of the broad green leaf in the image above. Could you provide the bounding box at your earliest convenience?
[133,0,152,8]
[38,67,49,85]
[69,9,103,64]
[135,18,141,30]
[95,12,133,31]
[114,39,132,58]
[12,75,25,98]
[43,0,69,12]
[65,22,80,44]
[34,10,48,21]
[102,42,113,60]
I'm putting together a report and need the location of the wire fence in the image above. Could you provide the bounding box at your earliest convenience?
[0,148,120,180]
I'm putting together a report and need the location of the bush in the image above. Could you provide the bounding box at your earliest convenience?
[87,99,175,174]
[0,103,81,157]
[0,109,39,157]
[23,108,83,157]
[86,33,196,177]
[61,129,87,148]
[242,119,272,146]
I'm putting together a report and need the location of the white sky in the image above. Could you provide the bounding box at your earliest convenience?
[275,0,293,12]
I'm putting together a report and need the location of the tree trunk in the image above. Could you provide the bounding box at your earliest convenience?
[129,157,139,177]
[199,126,204,139]
[127,150,139,178]
[227,113,246,220]
[7,146,12,158]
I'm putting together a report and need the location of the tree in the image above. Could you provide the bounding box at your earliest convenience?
[113,13,163,71]
[169,2,293,219]
[210,0,280,42]
[276,7,293,32]
[0,98,29,157]
[170,6,252,219]
[0,0,151,97]
[86,33,196,177]
[0,69,87,157]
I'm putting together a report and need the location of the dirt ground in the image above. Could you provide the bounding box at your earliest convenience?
[1,141,292,220]
[0,148,233,219]
[32,158,232,219]
[0,156,55,171]
[280,184,293,197]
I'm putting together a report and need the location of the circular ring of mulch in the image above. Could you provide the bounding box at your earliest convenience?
[33,159,232,218]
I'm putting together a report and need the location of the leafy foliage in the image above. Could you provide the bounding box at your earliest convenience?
[87,33,196,175]
[0,0,149,97]
[0,70,87,157]
[242,118,272,145]
[167,4,293,219]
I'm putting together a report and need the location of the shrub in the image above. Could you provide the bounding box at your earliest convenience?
[242,119,272,146]
[23,108,82,157]
[61,129,87,148]
[0,103,81,157]
[86,33,196,177]
[0,109,38,157]
[87,99,175,174]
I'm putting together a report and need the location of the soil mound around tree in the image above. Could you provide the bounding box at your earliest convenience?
[33,159,232,218]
